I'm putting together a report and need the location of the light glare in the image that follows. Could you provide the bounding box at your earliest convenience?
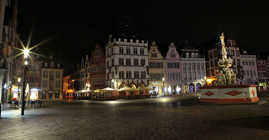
[23,48,30,58]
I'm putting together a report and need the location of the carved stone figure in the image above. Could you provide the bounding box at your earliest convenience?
[220,33,227,59]
[216,71,226,86]
[231,71,237,84]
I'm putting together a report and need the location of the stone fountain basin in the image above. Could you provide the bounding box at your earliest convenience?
[199,85,259,104]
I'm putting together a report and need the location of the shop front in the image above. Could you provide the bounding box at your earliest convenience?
[149,81,164,97]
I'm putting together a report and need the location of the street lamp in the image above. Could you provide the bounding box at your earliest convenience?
[162,77,165,96]
[18,77,21,83]
[21,47,30,116]
[14,32,50,116]
[17,77,21,103]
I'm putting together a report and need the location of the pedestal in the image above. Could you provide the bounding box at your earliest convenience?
[199,85,259,104]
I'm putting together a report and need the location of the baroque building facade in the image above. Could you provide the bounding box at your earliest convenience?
[148,41,165,96]
[105,36,149,88]
[164,43,181,95]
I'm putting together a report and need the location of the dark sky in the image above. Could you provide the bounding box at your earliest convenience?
[17,0,269,74]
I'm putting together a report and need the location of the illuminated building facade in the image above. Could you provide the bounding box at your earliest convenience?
[180,42,206,93]
[256,58,268,91]
[164,43,181,95]
[239,51,258,85]
[41,56,63,100]
[148,41,165,96]
[63,70,80,99]
[257,58,269,83]
[14,56,42,101]
[105,36,149,88]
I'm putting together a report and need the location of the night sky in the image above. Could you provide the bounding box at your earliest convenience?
[18,0,269,74]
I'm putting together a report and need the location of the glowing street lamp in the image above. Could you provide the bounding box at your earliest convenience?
[21,47,31,116]
[14,32,50,116]
[23,48,30,59]
[17,77,21,83]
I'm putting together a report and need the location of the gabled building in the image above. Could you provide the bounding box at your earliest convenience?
[79,55,90,90]
[164,43,181,95]
[88,44,106,90]
[148,41,165,96]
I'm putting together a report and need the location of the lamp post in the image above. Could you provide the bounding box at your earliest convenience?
[21,48,30,116]
[162,77,165,96]
[17,77,21,104]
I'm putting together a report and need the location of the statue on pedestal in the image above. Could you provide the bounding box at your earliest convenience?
[215,33,237,86]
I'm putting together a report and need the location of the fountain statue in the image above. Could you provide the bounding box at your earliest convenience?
[198,32,259,104]
[216,33,237,86]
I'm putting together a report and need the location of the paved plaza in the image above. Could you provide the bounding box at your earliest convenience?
[0,97,269,140]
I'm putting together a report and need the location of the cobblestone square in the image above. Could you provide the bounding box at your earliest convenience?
[0,97,269,140]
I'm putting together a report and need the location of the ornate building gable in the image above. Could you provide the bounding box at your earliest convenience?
[149,41,163,60]
[165,42,180,60]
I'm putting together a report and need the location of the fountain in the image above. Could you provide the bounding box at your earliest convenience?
[199,33,259,104]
